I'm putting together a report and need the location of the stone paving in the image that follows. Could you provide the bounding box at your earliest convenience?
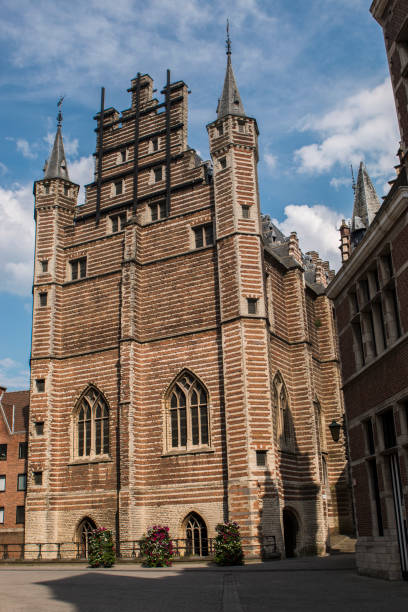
[0,554,407,611]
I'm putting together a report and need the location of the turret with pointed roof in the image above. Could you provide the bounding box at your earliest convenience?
[350,161,381,247]
[43,100,70,180]
[216,23,245,119]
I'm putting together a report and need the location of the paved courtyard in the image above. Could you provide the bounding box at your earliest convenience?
[0,554,407,612]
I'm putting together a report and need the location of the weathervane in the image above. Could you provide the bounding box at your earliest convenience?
[226,19,231,55]
[57,96,64,127]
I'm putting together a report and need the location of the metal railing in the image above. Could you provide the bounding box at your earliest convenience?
[0,535,276,562]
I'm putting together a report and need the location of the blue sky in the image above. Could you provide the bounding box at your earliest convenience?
[0,0,400,390]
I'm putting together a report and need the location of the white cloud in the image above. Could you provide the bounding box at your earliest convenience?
[273,203,345,271]
[0,183,34,295]
[0,162,8,175]
[69,155,94,203]
[0,356,29,390]
[330,177,351,190]
[0,152,94,297]
[294,79,399,184]
[16,138,37,159]
[264,153,277,170]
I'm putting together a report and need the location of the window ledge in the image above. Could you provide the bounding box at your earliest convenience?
[68,456,112,466]
[161,447,215,458]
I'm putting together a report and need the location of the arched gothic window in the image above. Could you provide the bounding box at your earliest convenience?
[184,512,208,556]
[75,387,109,458]
[167,372,210,451]
[272,372,295,451]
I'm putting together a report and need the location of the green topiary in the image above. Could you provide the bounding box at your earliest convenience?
[214,521,244,566]
[140,525,173,567]
[88,527,115,568]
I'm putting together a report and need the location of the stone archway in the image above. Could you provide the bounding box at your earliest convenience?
[283,508,299,558]
[77,517,97,558]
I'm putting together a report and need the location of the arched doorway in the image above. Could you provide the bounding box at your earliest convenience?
[77,517,96,558]
[283,508,298,558]
[184,512,208,556]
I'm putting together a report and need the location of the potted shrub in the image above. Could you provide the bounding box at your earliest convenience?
[214,521,243,566]
[88,527,115,568]
[140,525,173,567]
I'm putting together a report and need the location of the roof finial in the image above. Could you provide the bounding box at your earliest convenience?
[57,96,64,127]
[350,164,356,193]
[226,19,231,56]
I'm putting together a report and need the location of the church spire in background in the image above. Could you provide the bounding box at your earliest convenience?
[43,97,70,180]
[350,161,381,247]
[216,21,246,120]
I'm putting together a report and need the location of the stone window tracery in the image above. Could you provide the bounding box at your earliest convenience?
[167,372,210,452]
[272,372,295,452]
[74,387,109,459]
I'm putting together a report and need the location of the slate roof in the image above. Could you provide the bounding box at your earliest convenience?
[217,52,245,120]
[44,125,70,180]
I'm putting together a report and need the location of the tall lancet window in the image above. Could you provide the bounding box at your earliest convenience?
[272,372,295,452]
[167,372,210,452]
[75,387,109,459]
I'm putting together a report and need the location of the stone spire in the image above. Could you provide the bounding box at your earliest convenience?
[351,162,381,235]
[216,22,245,120]
[43,98,69,180]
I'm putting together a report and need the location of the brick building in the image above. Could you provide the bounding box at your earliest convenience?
[25,40,351,559]
[0,387,29,546]
[326,0,408,580]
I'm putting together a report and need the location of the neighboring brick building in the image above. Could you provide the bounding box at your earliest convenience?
[25,40,351,559]
[326,0,408,580]
[0,387,29,545]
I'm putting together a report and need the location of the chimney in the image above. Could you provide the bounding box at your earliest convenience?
[339,219,351,263]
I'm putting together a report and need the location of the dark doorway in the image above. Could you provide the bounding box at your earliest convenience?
[77,517,97,558]
[283,508,298,558]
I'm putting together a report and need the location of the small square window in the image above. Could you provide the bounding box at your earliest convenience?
[151,137,159,152]
[36,379,45,393]
[241,205,250,219]
[33,471,43,486]
[114,181,123,196]
[238,120,245,133]
[44,184,50,195]
[39,293,47,307]
[217,124,224,136]
[193,224,213,249]
[256,450,267,467]
[219,157,227,170]
[120,149,127,163]
[0,445,7,461]
[64,185,69,196]
[150,201,167,222]
[19,442,27,460]
[16,506,25,524]
[0,475,5,491]
[247,298,258,315]
[0,507,4,524]
[110,213,126,233]
[154,167,163,182]
[17,474,26,491]
[70,257,87,280]
[35,421,44,436]
[41,260,48,273]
